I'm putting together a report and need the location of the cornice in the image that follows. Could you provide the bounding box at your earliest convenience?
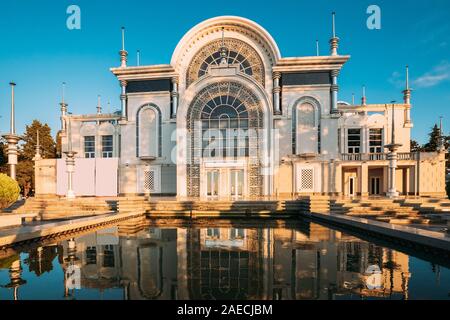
[110,64,177,80]
[273,55,351,72]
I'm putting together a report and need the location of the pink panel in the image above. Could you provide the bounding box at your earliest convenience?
[56,158,118,197]
[73,159,96,196]
[56,159,68,196]
[95,158,118,196]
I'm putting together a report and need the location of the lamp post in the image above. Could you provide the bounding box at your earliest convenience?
[2,82,21,181]
[385,101,403,198]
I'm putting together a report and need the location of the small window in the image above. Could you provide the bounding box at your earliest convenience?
[347,129,361,154]
[206,228,220,239]
[369,129,383,153]
[102,135,113,158]
[84,136,95,158]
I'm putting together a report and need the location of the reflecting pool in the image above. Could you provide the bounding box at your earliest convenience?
[0,220,449,300]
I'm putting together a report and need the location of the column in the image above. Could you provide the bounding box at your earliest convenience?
[361,163,369,197]
[273,72,281,115]
[171,77,179,118]
[330,70,339,114]
[65,151,77,199]
[120,80,128,119]
[387,149,399,198]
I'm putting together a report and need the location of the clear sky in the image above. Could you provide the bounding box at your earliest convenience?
[0,0,449,144]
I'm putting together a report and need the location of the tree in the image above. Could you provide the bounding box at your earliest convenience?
[410,140,422,153]
[16,120,57,197]
[422,124,441,152]
[0,137,7,174]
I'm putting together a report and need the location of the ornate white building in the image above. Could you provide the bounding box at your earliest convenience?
[37,16,446,199]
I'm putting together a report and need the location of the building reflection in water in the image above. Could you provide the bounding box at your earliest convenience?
[0,221,416,300]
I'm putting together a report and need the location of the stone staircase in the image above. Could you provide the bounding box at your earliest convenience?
[117,198,303,218]
[2,197,118,220]
[395,198,450,214]
[329,198,442,225]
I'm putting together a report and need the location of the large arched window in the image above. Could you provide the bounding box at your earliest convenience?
[136,104,162,158]
[292,98,320,155]
[187,38,265,87]
[201,95,249,158]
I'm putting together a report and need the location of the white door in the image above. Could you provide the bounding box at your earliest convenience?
[230,169,244,199]
[206,170,219,198]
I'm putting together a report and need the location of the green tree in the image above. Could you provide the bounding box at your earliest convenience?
[410,140,422,152]
[16,120,56,197]
[422,124,441,152]
[0,137,7,174]
[0,173,20,209]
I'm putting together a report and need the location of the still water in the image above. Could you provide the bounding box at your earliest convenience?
[0,220,449,300]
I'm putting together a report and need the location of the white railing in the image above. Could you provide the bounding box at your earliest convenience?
[341,153,418,162]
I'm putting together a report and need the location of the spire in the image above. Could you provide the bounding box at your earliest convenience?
[97,95,102,114]
[391,101,396,145]
[60,82,68,131]
[439,116,445,151]
[329,12,340,56]
[361,85,367,105]
[119,27,128,68]
[316,40,320,56]
[352,93,355,105]
[137,50,141,66]
[34,129,41,161]
[403,65,411,105]
[219,27,228,65]
[9,82,16,135]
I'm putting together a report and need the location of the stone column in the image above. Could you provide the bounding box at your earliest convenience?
[331,70,339,114]
[120,80,128,120]
[386,148,399,198]
[361,163,369,197]
[273,72,281,115]
[171,77,179,118]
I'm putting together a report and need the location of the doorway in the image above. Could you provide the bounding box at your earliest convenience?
[230,169,244,199]
[370,177,381,195]
[206,170,219,198]
[349,177,356,197]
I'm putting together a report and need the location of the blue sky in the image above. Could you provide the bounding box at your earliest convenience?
[0,0,449,144]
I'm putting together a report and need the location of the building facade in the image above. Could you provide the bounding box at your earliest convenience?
[37,16,446,199]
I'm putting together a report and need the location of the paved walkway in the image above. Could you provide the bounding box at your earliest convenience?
[0,211,143,248]
[306,211,450,252]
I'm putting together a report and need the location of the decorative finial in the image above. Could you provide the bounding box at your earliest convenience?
[219,27,228,65]
[329,12,340,56]
[352,93,355,105]
[362,85,367,105]
[97,95,102,114]
[316,40,320,56]
[137,50,141,66]
[34,129,41,160]
[439,116,445,151]
[403,65,411,105]
[107,100,111,114]
[119,27,128,68]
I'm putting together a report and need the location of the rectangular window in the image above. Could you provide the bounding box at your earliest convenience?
[338,128,341,153]
[369,129,383,153]
[84,136,95,158]
[102,135,113,158]
[347,129,361,154]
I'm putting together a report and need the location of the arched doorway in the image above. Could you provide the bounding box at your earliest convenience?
[186,81,264,198]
